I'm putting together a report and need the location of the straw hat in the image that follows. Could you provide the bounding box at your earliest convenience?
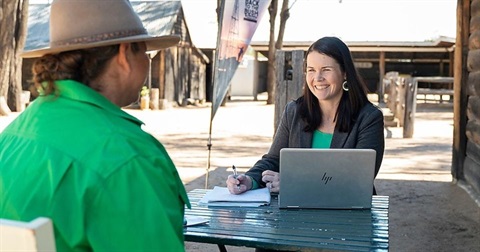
[22,0,180,58]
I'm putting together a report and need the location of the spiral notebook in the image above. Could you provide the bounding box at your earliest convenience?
[199,186,271,207]
[279,148,376,209]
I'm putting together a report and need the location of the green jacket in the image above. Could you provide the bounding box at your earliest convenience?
[0,80,190,251]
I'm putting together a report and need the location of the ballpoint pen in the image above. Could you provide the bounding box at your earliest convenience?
[232,165,240,189]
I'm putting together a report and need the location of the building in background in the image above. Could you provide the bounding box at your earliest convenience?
[23,1,209,107]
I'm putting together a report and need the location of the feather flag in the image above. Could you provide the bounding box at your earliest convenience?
[210,0,271,119]
[206,0,271,188]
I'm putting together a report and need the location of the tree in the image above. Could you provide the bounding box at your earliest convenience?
[266,0,292,104]
[0,0,29,113]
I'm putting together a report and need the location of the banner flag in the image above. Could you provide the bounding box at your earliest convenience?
[210,0,271,120]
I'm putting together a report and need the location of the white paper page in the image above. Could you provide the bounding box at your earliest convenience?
[199,186,271,205]
[184,216,209,227]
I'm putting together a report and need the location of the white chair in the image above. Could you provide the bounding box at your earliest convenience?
[0,217,56,252]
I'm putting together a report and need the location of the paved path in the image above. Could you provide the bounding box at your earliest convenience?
[1,99,479,251]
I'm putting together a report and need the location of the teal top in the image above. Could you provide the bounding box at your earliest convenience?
[312,130,333,148]
[251,130,334,189]
[0,80,190,251]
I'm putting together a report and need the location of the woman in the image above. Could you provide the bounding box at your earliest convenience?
[0,0,189,251]
[227,36,384,195]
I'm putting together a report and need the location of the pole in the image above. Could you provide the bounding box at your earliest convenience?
[205,113,213,189]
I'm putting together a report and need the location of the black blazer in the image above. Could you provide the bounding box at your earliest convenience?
[246,100,385,194]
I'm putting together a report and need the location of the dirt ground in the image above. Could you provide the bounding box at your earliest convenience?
[1,97,479,251]
[129,98,479,252]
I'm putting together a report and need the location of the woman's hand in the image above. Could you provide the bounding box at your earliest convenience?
[226,174,252,194]
[262,170,280,193]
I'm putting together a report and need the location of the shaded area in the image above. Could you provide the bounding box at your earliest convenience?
[376,179,480,252]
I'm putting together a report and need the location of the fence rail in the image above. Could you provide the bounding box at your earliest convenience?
[383,72,454,138]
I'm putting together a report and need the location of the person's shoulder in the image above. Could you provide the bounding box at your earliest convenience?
[357,102,384,123]
[286,97,305,109]
[283,98,302,115]
[286,99,299,108]
[360,102,382,114]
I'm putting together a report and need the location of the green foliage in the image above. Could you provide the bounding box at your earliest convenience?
[140,86,149,97]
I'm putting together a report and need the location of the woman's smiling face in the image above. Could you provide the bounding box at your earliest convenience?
[305,51,345,104]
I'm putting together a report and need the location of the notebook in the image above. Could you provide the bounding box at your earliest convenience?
[279,148,376,209]
[199,186,271,207]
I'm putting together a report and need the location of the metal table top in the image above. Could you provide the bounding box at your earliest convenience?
[184,189,389,251]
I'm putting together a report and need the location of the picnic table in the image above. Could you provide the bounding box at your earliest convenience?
[184,189,389,251]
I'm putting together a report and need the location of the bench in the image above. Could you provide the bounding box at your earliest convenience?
[417,88,454,103]
[414,77,454,103]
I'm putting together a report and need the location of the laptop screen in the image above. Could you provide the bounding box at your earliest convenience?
[279,148,376,209]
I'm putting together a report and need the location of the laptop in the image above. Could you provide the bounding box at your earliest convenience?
[279,148,376,209]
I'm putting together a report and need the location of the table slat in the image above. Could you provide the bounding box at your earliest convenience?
[184,189,389,251]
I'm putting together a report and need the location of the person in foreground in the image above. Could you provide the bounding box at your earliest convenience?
[0,0,189,251]
[227,36,385,196]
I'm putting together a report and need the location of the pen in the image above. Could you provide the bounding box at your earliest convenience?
[232,165,240,189]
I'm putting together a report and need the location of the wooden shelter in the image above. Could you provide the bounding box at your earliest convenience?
[22,1,208,107]
[251,38,455,97]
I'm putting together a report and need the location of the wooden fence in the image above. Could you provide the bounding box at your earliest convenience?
[384,72,454,138]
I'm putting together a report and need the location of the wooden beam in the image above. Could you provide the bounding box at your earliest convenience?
[452,0,470,180]
[378,52,386,103]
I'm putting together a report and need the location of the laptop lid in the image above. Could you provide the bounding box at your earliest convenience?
[279,148,376,209]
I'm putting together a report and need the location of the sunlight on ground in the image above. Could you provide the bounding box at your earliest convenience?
[0,99,455,186]
[178,166,250,186]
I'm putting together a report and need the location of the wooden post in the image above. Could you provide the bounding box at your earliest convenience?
[396,76,407,127]
[15,93,25,112]
[151,88,160,110]
[253,52,259,101]
[274,50,304,132]
[0,96,11,116]
[385,71,399,116]
[378,51,386,104]
[403,77,416,138]
[452,0,470,181]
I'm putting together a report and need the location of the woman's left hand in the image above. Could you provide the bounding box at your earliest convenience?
[262,170,280,193]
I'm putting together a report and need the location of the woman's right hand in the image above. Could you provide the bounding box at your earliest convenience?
[226,174,252,194]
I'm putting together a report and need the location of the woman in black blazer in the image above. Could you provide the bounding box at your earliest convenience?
[227,36,385,196]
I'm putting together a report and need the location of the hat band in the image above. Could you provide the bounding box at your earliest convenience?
[51,28,148,47]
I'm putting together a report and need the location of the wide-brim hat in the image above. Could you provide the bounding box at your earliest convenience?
[22,0,180,58]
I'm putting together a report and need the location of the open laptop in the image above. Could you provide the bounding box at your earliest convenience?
[279,148,376,209]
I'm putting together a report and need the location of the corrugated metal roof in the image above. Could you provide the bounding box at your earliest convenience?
[25,1,182,51]
[25,4,50,50]
[250,37,455,54]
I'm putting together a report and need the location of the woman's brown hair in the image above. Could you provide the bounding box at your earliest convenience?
[298,37,369,133]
